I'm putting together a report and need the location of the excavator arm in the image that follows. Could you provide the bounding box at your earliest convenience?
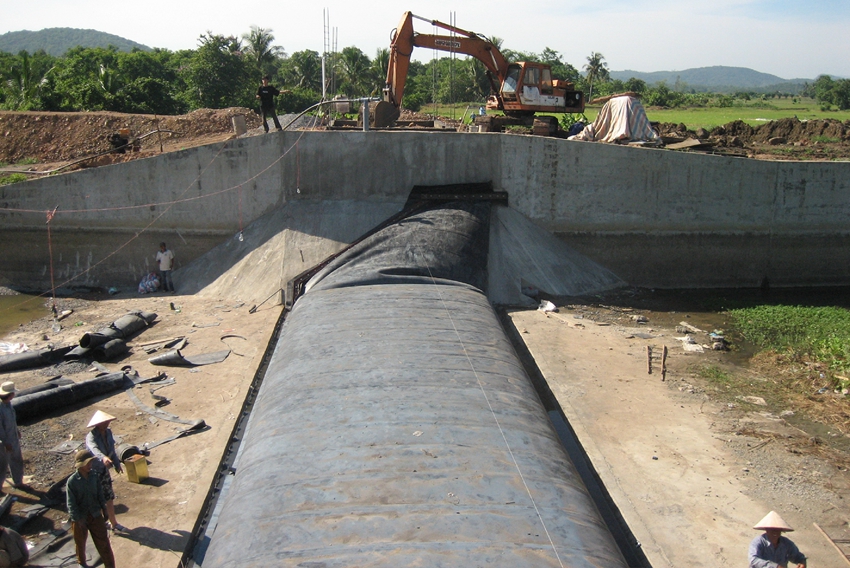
[384,12,508,110]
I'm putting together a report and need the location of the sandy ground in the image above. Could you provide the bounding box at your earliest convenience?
[0,290,279,567]
[2,291,850,567]
[506,306,850,567]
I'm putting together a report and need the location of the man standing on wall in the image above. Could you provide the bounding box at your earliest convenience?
[156,242,175,293]
[256,75,289,133]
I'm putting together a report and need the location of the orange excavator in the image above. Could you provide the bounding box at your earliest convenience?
[373,11,585,133]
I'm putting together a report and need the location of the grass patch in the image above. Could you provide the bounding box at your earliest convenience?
[641,98,850,130]
[691,363,765,402]
[729,305,850,381]
[16,157,37,165]
[0,174,28,186]
[679,299,850,444]
[697,364,733,385]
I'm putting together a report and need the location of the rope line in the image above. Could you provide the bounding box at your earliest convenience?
[45,206,58,312]
[419,246,565,568]
[2,129,308,314]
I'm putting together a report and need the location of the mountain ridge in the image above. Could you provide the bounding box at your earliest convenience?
[609,65,814,93]
[0,28,151,56]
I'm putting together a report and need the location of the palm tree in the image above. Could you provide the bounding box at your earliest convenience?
[242,26,285,76]
[371,48,390,89]
[583,52,609,100]
[286,50,322,92]
[6,51,52,110]
[337,47,371,97]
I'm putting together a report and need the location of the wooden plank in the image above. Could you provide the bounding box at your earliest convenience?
[813,522,850,567]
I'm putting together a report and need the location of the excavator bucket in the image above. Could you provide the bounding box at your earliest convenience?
[370,101,400,128]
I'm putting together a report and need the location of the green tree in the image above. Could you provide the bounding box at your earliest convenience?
[242,26,285,77]
[3,50,54,110]
[398,60,430,111]
[282,50,322,92]
[583,51,609,100]
[337,46,373,97]
[371,48,390,90]
[47,46,124,111]
[831,79,850,110]
[184,33,253,109]
[813,75,835,104]
[810,74,850,110]
[538,48,580,84]
[624,77,647,94]
[116,48,186,114]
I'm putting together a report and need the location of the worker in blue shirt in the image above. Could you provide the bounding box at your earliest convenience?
[749,510,806,568]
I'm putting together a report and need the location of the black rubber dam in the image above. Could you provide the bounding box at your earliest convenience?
[200,200,630,567]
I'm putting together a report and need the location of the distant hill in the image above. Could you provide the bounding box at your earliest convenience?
[609,66,812,94]
[0,28,151,56]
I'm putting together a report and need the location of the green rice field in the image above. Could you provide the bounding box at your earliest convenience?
[428,98,850,132]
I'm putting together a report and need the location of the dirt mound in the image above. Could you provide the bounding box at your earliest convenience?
[654,117,850,159]
[751,117,849,143]
[0,107,263,169]
[3,109,849,170]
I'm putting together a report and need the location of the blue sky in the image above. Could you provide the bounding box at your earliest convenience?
[2,0,848,79]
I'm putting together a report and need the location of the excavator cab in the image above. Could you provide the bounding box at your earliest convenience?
[493,62,583,116]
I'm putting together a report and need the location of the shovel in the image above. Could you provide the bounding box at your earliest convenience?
[143,419,207,451]
[249,289,281,314]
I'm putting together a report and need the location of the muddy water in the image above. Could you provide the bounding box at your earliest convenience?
[0,294,50,339]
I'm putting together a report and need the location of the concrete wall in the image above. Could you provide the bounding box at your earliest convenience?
[500,137,850,287]
[1,130,848,291]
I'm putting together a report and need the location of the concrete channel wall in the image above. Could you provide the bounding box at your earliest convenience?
[1,130,848,291]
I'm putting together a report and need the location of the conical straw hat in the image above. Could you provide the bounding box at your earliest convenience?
[753,511,794,531]
[87,409,116,428]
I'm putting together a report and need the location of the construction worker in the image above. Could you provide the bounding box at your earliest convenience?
[0,382,24,492]
[256,75,288,132]
[749,510,806,568]
[66,450,116,568]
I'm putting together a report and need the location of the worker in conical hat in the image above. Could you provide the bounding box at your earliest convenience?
[87,410,115,428]
[85,410,127,533]
[748,510,806,568]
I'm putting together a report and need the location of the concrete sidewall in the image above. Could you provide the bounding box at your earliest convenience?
[1,131,848,290]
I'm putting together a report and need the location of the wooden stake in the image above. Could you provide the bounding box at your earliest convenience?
[646,345,652,374]
[813,522,850,567]
[661,345,668,381]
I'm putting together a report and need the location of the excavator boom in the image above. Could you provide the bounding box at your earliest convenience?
[385,12,507,108]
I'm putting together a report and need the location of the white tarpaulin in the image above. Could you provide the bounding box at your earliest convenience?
[569,95,660,144]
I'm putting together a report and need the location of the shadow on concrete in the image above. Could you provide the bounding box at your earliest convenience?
[115,526,190,554]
